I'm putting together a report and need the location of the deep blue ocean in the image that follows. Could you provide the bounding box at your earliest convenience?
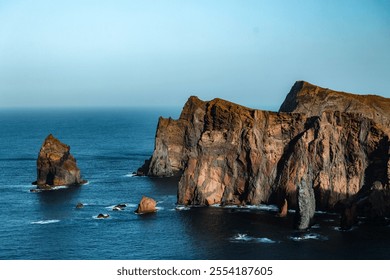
[0,108,389,260]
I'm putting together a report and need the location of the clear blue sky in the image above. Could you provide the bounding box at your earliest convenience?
[0,0,389,109]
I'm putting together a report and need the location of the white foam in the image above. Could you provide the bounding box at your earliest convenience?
[232,233,252,241]
[247,204,279,211]
[124,173,136,177]
[51,185,68,190]
[175,205,191,211]
[289,233,328,241]
[311,224,321,229]
[231,234,277,244]
[31,219,60,225]
[210,204,279,211]
[333,226,357,232]
[256,237,277,244]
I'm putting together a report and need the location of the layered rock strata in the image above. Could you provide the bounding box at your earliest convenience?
[33,134,85,189]
[139,81,390,229]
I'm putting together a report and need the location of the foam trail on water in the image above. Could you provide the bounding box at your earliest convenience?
[289,233,328,241]
[231,234,278,244]
[175,205,191,211]
[31,219,60,225]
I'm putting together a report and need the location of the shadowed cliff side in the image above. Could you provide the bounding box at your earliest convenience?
[139,82,390,229]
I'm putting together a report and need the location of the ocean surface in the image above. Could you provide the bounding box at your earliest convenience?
[0,108,389,260]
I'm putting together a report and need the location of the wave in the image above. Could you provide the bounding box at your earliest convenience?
[230,233,278,244]
[31,219,60,225]
[247,204,279,212]
[124,173,137,178]
[333,226,357,232]
[289,233,328,241]
[51,185,68,190]
[175,205,191,211]
[209,204,279,212]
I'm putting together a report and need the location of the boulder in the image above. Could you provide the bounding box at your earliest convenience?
[135,196,157,214]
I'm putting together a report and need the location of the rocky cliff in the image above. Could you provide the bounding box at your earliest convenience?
[33,134,85,189]
[139,81,390,229]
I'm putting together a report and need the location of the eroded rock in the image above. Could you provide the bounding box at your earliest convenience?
[140,81,390,229]
[33,134,85,190]
[135,196,157,214]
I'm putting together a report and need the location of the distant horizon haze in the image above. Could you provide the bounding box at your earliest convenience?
[1,0,389,109]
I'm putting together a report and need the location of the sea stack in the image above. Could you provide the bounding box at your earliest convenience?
[33,134,85,189]
[139,81,390,229]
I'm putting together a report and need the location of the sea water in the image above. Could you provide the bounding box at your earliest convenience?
[0,108,389,260]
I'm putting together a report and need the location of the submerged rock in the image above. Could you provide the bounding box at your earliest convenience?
[113,204,127,211]
[76,203,84,209]
[97,213,110,219]
[140,81,390,229]
[135,196,157,214]
[33,134,86,190]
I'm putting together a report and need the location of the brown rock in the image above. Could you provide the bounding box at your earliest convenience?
[135,196,157,214]
[140,82,390,229]
[277,199,288,218]
[34,134,85,189]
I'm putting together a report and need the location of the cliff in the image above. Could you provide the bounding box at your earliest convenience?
[33,134,85,189]
[139,81,390,229]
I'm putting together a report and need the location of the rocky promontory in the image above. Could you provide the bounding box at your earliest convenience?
[139,81,390,229]
[32,134,85,189]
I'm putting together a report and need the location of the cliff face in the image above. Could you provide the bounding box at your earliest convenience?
[34,134,85,189]
[140,81,390,229]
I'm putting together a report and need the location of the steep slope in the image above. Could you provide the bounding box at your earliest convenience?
[139,82,390,229]
[32,134,85,189]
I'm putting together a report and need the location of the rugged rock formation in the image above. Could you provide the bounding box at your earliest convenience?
[33,134,85,189]
[139,81,390,229]
[135,196,157,214]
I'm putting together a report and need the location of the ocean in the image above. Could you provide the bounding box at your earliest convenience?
[0,108,389,260]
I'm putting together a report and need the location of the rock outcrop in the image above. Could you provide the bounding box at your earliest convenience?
[97,213,110,219]
[139,81,390,229]
[33,134,85,189]
[135,196,157,214]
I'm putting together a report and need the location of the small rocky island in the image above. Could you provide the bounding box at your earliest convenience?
[32,134,86,190]
[139,81,390,230]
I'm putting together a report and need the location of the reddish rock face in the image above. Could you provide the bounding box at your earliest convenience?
[140,81,390,229]
[135,196,157,214]
[34,134,84,188]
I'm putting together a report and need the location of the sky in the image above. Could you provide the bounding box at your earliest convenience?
[0,0,389,109]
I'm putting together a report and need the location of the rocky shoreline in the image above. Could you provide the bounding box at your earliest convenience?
[138,81,390,230]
